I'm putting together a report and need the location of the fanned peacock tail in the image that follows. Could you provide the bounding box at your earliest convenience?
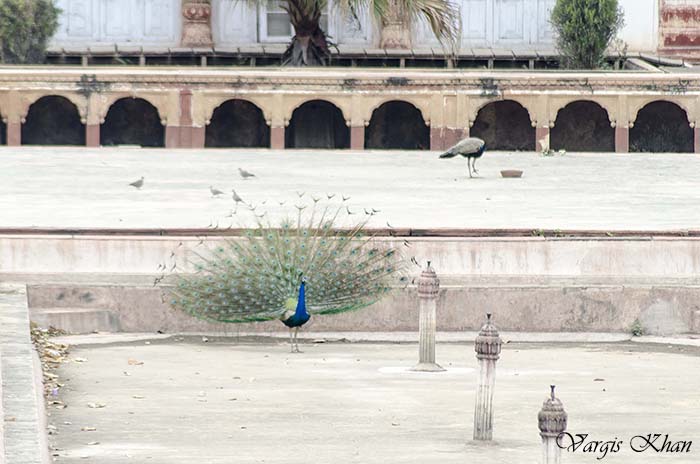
[170,205,407,324]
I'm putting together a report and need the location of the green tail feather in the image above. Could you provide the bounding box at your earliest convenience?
[170,205,407,324]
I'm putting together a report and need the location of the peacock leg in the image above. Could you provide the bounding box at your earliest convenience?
[467,159,473,178]
[472,158,479,175]
[294,327,302,353]
[289,328,294,353]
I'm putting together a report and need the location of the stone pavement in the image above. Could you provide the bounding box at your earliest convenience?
[0,284,48,464]
[2,147,700,231]
[48,339,700,463]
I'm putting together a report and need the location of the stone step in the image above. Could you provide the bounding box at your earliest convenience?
[29,307,121,334]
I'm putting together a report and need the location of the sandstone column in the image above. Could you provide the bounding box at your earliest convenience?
[6,117,20,146]
[380,0,411,49]
[538,385,568,464]
[430,128,445,151]
[181,0,213,47]
[178,89,195,148]
[694,124,699,154]
[536,126,550,153]
[473,313,502,441]
[350,125,365,150]
[85,93,102,147]
[271,126,285,149]
[615,123,629,153]
[5,92,22,146]
[85,124,100,147]
[412,262,444,372]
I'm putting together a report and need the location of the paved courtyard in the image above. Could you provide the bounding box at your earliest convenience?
[2,147,700,231]
[48,339,700,463]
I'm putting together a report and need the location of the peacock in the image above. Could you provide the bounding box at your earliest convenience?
[439,137,486,178]
[169,205,406,352]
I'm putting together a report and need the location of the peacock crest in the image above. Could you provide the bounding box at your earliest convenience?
[169,204,407,324]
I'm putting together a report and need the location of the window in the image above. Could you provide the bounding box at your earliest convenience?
[260,0,329,42]
[265,0,292,39]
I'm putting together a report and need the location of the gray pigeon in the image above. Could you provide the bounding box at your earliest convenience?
[232,189,244,204]
[238,168,256,179]
[439,137,486,178]
[129,177,144,189]
[210,186,224,197]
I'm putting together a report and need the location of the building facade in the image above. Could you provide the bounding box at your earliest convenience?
[49,0,689,56]
[0,67,698,153]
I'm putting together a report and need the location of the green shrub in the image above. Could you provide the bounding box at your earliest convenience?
[0,0,60,64]
[551,0,624,69]
[630,319,645,337]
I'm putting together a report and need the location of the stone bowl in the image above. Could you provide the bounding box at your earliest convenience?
[500,170,523,178]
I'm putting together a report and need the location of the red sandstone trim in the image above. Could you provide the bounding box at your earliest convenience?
[0,227,699,239]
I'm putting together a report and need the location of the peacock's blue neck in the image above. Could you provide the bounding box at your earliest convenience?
[295,282,308,317]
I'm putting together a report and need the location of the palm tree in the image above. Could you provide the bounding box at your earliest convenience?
[258,0,460,66]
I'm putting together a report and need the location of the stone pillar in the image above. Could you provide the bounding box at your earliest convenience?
[615,125,629,153]
[350,126,365,150]
[694,126,700,154]
[430,127,444,151]
[412,262,444,372]
[473,313,502,441]
[443,128,464,149]
[179,89,194,148]
[271,126,285,149]
[538,385,568,464]
[380,0,411,48]
[6,121,20,146]
[192,126,206,149]
[165,126,180,148]
[181,0,212,47]
[86,124,100,147]
[536,126,550,153]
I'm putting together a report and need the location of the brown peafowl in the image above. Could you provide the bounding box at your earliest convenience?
[439,137,486,178]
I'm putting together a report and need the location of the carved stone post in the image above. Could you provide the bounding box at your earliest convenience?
[412,262,444,372]
[181,0,212,47]
[473,313,502,441]
[380,0,411,49]
[538,385,568,464]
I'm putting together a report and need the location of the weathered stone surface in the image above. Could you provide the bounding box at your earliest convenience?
[0,284,48,464]
[46,341,700,463]
[19,278,700,335]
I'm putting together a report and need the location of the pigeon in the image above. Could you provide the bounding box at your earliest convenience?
[129,177,144,189]
[232,189,244,204]
[239,168,256,179]
[210,186,224,197]
[439,137,486,178]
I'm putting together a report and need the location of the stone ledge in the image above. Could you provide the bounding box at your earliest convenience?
[0,284,48,464]
[24,280,700,335]
[52,331,632,346]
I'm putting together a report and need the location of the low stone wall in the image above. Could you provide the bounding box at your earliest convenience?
[3,234,700,277]
[0,284,48,464]
[25,279,700,335]
[4,233,700,335]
